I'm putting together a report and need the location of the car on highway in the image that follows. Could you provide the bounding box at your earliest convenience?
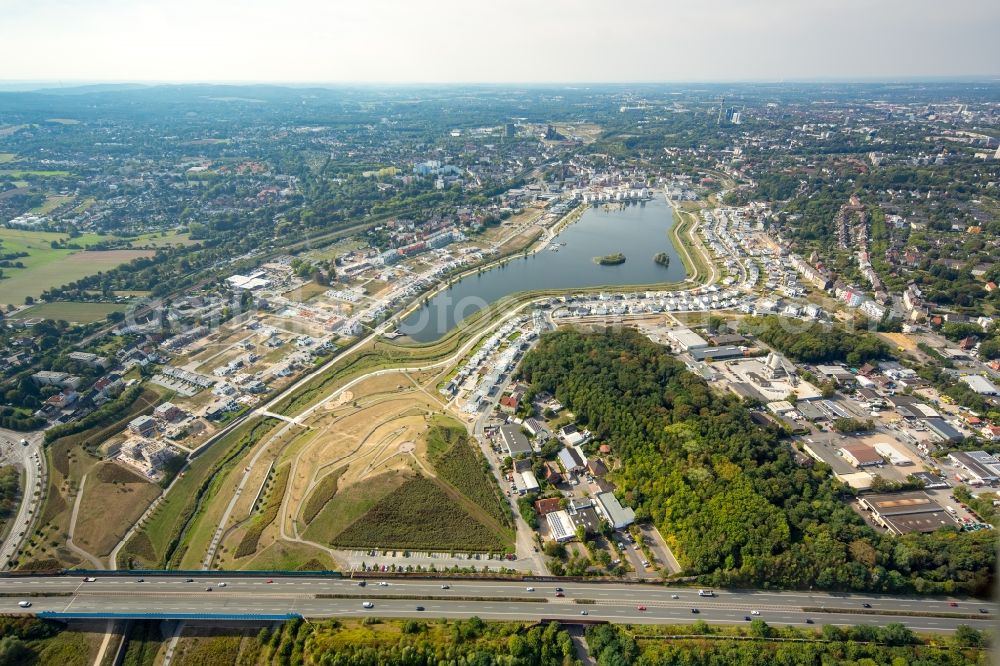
[137,578,145,583]
[671,594,679,599]
[357,581,367,587]
[218,582,227,587]
[979,608,989,614]
[266,579,273,584]
[554,587,563,592]
[362,602,374,609]
[862,603,872,608]
[579,610,588,616]
[82,577,96,582]
[378,582,389,586]
[18,601,31,608]
[805,619,814,624]
[949,602,958,607]
[525,587,535,592]
[555,592,565,598]
[415,606,425,611]
[205,587,212,592]
[691,608,699,614]
[185,578,194,583]
[636,605,647,611]
[751,610,760,615]
[743,616,751,621]
[440,584,450,589]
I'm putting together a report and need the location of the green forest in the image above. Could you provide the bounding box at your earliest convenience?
[586,623,989,666]
[518,328,995,594]
[742,316,889,365]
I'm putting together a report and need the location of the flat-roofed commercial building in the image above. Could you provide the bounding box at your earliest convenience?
[596,492,636,529]
[546,510,577,542]
[859,491,956,535]
[840,443,883,468]
[948,450,1000,485]
[499,424,532,457]
[667,328,709,351]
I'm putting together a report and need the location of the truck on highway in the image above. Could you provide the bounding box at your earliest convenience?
[698,589,715,597]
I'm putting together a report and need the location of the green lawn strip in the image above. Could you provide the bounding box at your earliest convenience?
[118,416,279,568]
[234,463,291,559]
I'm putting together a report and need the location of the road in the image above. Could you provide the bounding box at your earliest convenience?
[1,575,993,633]
[0,429,46,569]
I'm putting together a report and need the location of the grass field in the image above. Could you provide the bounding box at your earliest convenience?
[30,193,75,215]
[72,462,161,558]
[0,169,71,177]
[302,469,410,546]
[331,475,508,552]
[427,418,513,531]
[7,301,126,324]
[0,228,156,304]
[0,152,15,163]
[233,463,291,559]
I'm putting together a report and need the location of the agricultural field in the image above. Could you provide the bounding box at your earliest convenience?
[0,227,154,305]
[7,301,126,324]
[0,152,16,163]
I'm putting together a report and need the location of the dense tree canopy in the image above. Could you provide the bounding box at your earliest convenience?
[519,328,994,594]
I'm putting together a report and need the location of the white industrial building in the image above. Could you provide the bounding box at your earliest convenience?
[546,510,577,542]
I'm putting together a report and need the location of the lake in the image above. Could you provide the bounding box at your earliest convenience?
[398,194,684,342]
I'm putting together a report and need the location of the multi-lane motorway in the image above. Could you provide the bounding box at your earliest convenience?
[2,575,994,633]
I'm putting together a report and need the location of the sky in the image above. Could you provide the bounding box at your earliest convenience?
[2,0,998,84]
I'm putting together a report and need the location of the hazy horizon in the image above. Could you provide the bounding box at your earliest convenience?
[2,0,998,84]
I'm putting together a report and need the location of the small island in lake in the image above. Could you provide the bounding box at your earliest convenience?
[653,252,670,267]
[593,252,626,266]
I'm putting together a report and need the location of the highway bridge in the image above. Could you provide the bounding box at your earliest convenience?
[1,573,994,633]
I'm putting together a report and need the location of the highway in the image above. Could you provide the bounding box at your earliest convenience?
[0,429,46,569]
[1,575,993,633]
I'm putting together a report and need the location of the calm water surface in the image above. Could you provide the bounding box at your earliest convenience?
[399,195,684,342]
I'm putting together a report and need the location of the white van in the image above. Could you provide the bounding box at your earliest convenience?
[697,589,715,597]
